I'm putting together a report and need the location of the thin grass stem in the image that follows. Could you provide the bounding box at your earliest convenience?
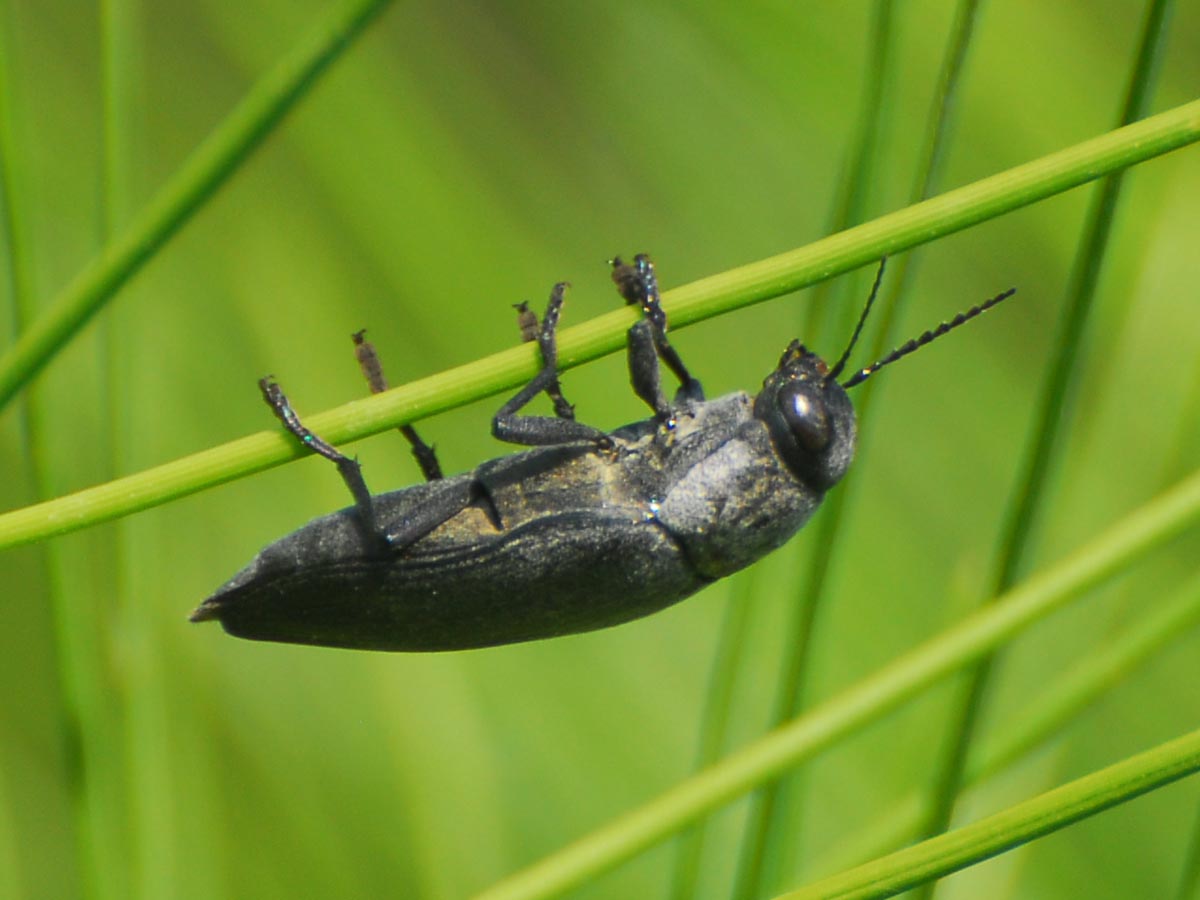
[0,0,394,410]
[738,5,984,894]
[916,1,1179,878]
[781,726,1200,900]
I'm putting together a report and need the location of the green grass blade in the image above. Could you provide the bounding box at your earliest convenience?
[781,726,1200,900]
[918,0,1179,864]
[799,0,896,344]
[738,4,986,894]
[1176,804,1200,900]
[814,570,1200,877]
[97,3,181,898]
[668,566,758,900]
[677,4,899,897]
[1,98,1198,552]
[471,468,1200,900]
[0,4,31,337]
[0,0,394,411]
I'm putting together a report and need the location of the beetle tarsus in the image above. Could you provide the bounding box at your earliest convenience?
[351,330,444,481]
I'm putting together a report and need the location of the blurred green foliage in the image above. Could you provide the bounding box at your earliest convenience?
[1,1,1198,898]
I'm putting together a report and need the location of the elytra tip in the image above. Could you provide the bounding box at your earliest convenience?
[189,602,219,624]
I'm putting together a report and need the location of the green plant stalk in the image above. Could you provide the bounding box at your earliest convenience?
[3,8,126,900]
[799,0,895,344]
[668,565,758,900]
[740,3,983,895]
[676,0,900,865]
[919,0,1179,873]
[471,468,1200,900]
[781,726,1200,900]
[5,5,390,894]
[0,0,30,335]
[1173,378,1200,900]
[0,0,394,411]
[1175,801,1200,900]
[98,2,180,898]
[707,2,900,896]
[812,569,1200,878]
[2,98,1199,552]
[0,767,18,900]
[0,13,46,900]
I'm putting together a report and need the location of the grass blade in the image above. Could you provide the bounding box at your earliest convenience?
[0,0,394,410]
[916,0,1180,869]
[737,4,986,894]
[781,726,1200,900]
[814,570,1200,877]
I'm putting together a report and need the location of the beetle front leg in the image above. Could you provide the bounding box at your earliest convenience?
[493,282,611,448]
[352,330,444,482]
[611,254,704,419]
[259,377,385,549]
[625,318,672,419]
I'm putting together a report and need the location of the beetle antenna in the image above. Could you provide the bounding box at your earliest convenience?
[827,257,887,381]
[841,287,1017,389]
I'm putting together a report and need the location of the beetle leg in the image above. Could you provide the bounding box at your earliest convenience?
[351,330,444,482]
[611,254,705,420]
[381,478,497,551]
[493,282,611,448]
[259,376,384,548]
[633,254,705,404]
[261,375,485,554]
[625,317,672,419]
[513,301,575,421]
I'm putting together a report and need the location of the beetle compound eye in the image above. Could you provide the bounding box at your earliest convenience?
[781,383,831,452]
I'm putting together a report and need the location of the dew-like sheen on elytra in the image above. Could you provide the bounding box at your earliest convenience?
[191,256,1014,652]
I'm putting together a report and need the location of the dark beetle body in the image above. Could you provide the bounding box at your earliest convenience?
[197,363,854,651]
[192,255,1009,652]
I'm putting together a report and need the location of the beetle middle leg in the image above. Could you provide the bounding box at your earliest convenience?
[512,300,575,421]
[493,282,611,448]
[352,330,443,481]
[611,253,704,420]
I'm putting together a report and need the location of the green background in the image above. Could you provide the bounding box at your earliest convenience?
[1,1,1198,898]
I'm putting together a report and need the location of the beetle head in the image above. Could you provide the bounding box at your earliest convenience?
[754,343,857,492]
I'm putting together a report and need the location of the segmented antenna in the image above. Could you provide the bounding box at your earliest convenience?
[827,258,888,381]
[841,287,1017,389]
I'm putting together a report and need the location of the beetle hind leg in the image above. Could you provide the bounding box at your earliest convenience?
[259,376,384,548]
[380,477,498,552]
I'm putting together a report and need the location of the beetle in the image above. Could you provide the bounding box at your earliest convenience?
[191,255,1014,651]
